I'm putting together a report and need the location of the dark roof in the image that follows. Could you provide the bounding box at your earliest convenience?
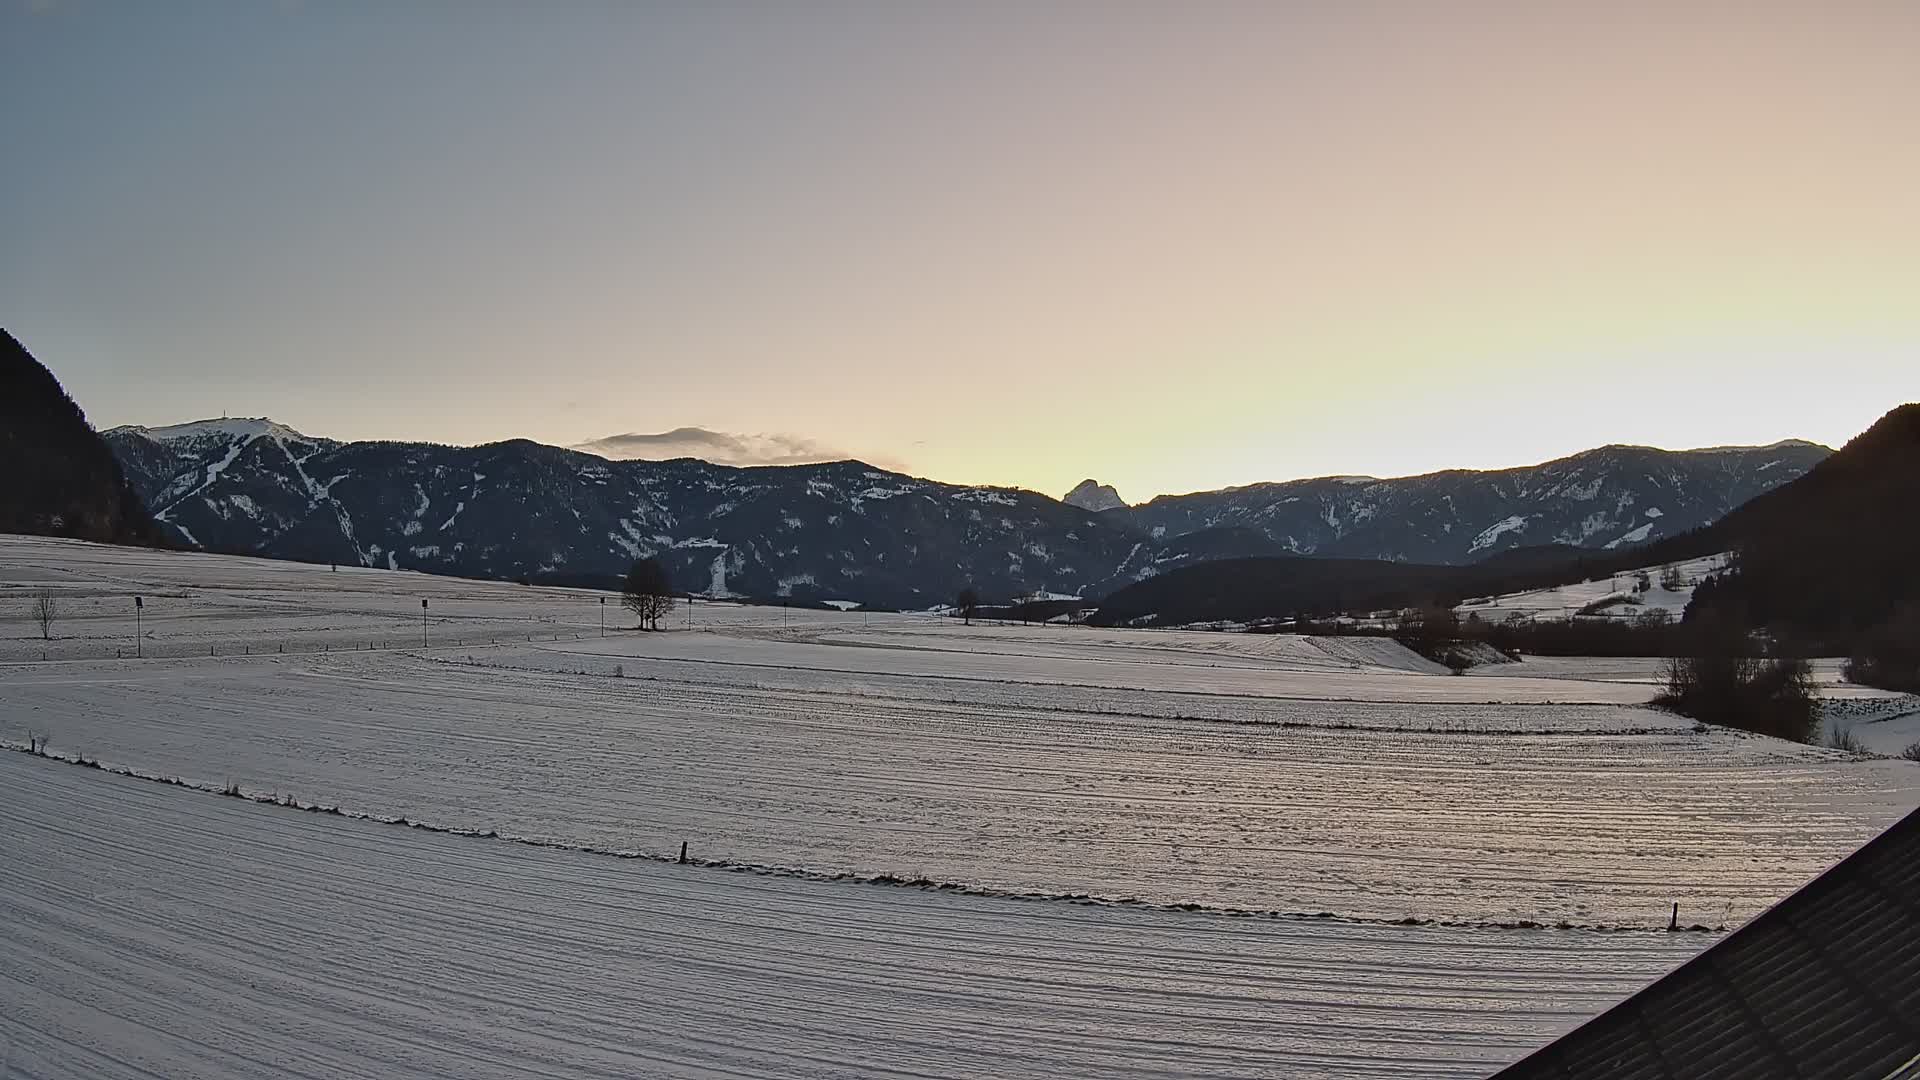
[1492,806,1920,1080]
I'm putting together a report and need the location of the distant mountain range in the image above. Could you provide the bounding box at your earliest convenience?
[1115,439,1830,564]
[105,418,1167,606]
[99,413,1827,607]
[1093,404,1916,635]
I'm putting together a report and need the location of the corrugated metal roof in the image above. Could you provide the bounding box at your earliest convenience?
[1491,806,1920,1080]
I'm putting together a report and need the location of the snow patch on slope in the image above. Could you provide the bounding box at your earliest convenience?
[953,489,1019,507]
[1457,553,1728,623]
[157,434,254,521]
[1468,515,1530,553]
[1605,522,1656,548]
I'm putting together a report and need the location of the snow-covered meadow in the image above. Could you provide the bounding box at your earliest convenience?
[4,534,1918,1078]
[4,752,1710,1080]
[1452,553,1729,625]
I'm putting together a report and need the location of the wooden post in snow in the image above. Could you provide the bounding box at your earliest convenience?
[677,841,689,865]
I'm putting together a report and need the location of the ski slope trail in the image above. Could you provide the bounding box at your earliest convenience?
[0,752,1709,1080]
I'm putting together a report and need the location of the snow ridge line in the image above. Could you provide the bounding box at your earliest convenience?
[437,655,1675,737]
[428,653,1653,713]
[0,741,1726,934]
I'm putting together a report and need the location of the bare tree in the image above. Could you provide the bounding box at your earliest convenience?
[31,589,57,641]
[955,586,980,626]
[622,558,675,631]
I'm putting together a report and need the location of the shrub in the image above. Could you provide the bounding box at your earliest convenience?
[1901,741,1920,762]
[1657,651,1819,744]
[1392,605,1460,659]
[1843,653,1917,692]
[1842,610,1920,692]
[1823,725,1865,753]
[1469,615,1682,657]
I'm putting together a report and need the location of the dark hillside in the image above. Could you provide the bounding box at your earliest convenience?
[1684,403,1920,643]
[1091,537,1727,626]
[0,331,165,546]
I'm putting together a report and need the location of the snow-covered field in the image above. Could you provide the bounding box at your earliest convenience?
[4,534,1919,1078]
[2,753,1709,1080]
[0,534,686,660]
[1821,694,1920,757]
[1454,552,1727,624]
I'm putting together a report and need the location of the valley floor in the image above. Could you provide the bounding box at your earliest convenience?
[3,534,1918,1077]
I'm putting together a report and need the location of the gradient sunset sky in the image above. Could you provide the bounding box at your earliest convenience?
[5,2,1916,500]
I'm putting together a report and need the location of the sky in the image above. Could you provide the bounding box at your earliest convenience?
[5,2,1917,500]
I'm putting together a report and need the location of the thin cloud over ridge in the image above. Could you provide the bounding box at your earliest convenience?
[574,427,865,468]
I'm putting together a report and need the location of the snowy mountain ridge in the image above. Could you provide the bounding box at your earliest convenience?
[104,418,1828,605]
[113,417,321,445]
[1123,441,1831,565]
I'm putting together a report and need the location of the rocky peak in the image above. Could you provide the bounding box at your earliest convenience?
[1063,479,1126,512]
